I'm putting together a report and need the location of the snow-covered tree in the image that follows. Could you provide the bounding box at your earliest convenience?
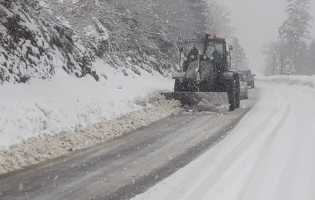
[305,40,315,74]
[261,39,285,75]
[185,0,208,37]
[206,0,234,39]
[278,0,313,74]
[230,37,248,70]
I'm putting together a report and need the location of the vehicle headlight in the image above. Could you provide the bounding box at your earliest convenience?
[203,55,207,60]
[210,56,214,61]
[190,55,195,59]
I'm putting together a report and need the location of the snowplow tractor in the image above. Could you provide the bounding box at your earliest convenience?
[163,34,240,111]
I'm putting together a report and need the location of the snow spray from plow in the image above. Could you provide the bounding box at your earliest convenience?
[162,92,229,112]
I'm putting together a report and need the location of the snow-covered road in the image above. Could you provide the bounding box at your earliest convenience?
[133,82,315,200]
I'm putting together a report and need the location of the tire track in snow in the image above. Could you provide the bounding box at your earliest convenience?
[236,88,292,200]
[158,89,289,200]
[133,83,315,200]
[269,86,315,200]
[299,89,315,200]
[183,90,291,200]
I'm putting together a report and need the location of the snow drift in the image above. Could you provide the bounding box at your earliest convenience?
[257,75,315,88]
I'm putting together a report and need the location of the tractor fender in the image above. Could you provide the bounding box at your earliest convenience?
[222,72,234,80]
[172,72,186,79]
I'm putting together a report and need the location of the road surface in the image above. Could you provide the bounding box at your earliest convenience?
[133,82,315,200]
[0,91,257,200]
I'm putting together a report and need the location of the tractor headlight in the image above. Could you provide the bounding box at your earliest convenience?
[203,55,207,60]
[190,55,195,59]
[183,57,187,61]
[210,56,214,61]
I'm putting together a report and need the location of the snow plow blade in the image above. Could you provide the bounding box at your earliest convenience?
[162,92,229,108]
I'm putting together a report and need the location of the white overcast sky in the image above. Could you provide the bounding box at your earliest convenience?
[212,0,315,72]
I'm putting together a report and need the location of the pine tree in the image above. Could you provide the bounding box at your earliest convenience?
[185,0,209,37]
[206,0,234,38]
[230,37,248,70]
[278,0,313,74]
[261,39,289,76]
[306,41,315,74]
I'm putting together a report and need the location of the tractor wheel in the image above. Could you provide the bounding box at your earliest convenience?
[174,79,180,92]
[174,79,187,92]
[226,79,236,111]
[187,80,198,92]
[235,77,241,108]
[244,92,248,99]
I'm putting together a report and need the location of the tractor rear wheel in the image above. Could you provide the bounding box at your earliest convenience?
[235,78,240,108]
[226,79,236,111]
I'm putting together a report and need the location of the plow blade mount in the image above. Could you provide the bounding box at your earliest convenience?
[162,92,229,107]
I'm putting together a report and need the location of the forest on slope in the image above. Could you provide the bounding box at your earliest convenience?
[0,0,246,83]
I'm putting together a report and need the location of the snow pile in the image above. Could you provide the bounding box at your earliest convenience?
[257,75,315,88]
[0,94,182,175]
[0,59,176,149]
[197,93,229,113]
[197,99,218,112]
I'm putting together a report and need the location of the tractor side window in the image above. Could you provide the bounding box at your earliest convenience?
[205,44,224,64]
[215,44,224,56]
[205,45,216,58]
[240,73,246,81]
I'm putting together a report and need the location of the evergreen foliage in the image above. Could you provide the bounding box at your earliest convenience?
[230,37,248,70]
[278,0,313,74]
[262,0,314,76]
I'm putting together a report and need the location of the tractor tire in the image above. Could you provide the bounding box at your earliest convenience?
[244,93,248,99]
[186,80,198,92]
[235,77,241,108]
[226,79,236,111]
[174,79,188,92]
[174,79,180,92]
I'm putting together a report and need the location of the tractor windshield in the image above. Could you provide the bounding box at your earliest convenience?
[205,44,223,58]
[184,42,224,58]
[204,43,224,65]
[185,42,205,56]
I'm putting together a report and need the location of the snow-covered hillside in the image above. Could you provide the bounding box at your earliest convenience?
[0,59,175,149]
[0,58,185,174]
[0,0,224,175]
[0,0,183,167]
[0,1,98,83]
[0,0,184,83]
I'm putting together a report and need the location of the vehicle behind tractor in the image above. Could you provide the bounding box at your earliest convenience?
[163,34,240,111]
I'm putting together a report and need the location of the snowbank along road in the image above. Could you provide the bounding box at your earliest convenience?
[3,81,314,200]
[133,81,315,200]
[0,91,257,199]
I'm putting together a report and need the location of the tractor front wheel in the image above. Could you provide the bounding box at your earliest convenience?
[174,79,187,92]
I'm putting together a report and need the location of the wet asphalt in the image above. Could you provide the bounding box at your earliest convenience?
[0,94,256,200]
